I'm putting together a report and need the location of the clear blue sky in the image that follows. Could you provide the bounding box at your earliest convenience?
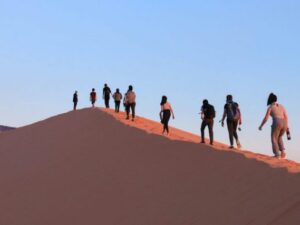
[1,0,299,161]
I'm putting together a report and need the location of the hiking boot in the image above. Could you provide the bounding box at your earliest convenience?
[200,140,205,144]
[236,140,242,149]
[229,146,234,149]
[281,151,286,159]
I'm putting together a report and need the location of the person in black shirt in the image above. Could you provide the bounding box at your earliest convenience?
[200,99,215,145]
[103,84,112,108]
[73,91,78,111]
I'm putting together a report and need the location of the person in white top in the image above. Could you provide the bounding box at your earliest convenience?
[259,93,290,158]
[112,88,123,113]
[125,85,136,121]
[160,96,175,135]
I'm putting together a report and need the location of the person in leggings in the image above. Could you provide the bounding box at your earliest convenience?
[160,96,175,135]
[221,95,242,149]
[259,93,289,158]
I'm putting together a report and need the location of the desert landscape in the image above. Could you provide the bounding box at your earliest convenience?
[0,108,299,225]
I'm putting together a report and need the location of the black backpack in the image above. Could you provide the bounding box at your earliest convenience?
[204,104,216,119]
[226,102,240,121]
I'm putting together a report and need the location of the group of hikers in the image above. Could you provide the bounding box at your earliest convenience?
[72,84,291,159]
[73,84,136,121]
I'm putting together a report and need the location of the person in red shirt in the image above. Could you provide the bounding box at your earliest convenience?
[90,88,97,108]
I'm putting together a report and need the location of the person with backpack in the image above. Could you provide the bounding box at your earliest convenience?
[73,91,78,111]
[112,88,123,113]
[221,95,242,149]
[125,85,136,121]
[200,99,215,145]
[259,93,290,159]
[103,84,112,108]
[160,96,175,135]
[90,88,97,108]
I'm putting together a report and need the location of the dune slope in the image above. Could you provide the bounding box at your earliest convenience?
[0,108,300,225]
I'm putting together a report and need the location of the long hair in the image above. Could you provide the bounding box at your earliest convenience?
[267,93,277,106]
[160,96,167,106]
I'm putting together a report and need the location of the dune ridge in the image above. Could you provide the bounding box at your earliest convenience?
[101,108,300,173]
[0,108,300,225]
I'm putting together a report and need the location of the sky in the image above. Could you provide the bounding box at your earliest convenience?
[0,0,300,161]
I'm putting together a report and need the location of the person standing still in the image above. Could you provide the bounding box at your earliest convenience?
[221,95,242,149]
[125,85,136,121]
[90,88,97,108]
[103,84,112,108]
[113,88,123,113]
[259,93,290,159]
[200,99,215,145]
[73,91,78,111]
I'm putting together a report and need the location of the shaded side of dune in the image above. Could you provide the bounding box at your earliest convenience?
[0,125,15,132]
[0,108,300,225]
[101,108,300,173]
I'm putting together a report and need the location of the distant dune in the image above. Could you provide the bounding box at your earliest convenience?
[0,125,15,132]
[0,108,300,225]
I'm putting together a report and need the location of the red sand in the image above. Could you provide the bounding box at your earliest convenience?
[0,107,300,225]
[102,108,300,173]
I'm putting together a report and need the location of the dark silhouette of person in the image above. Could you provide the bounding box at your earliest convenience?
[221,95,242,149]
[103,84,112,108]
[73,91,78,111]
[200,99,215,145]
[259,93,290,158]
[160,96,175,135]
[125,85,136,121]
[113,88,123,113]
[90,88,97,108]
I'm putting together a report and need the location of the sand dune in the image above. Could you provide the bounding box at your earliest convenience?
[0,108,300,225]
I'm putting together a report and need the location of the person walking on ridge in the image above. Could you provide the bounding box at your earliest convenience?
[113,88,123,113]
[73,91,78,111]
[125,85,136,121]
[200,99,215,145]
[90,88,97,108]
[160,96,175,135]
[103,84,112,108]
[259,93,290,159]
[221,95,242,149]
